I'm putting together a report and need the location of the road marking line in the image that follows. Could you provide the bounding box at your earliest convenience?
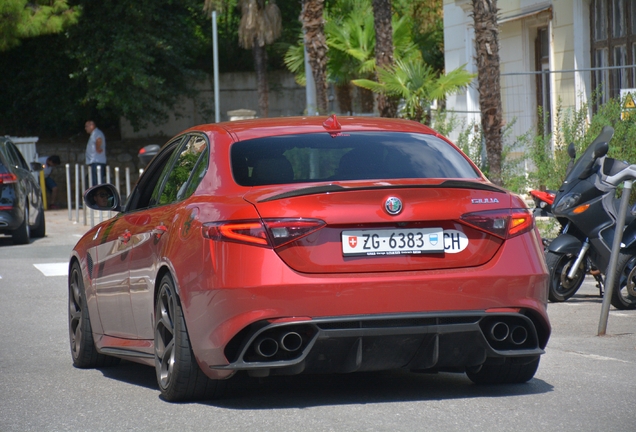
[34,263,68,277]
[610,312,633,317]
[569,351,630,363]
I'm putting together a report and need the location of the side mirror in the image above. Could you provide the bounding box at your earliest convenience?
[593,141,609,158]
[31,162,44,171]
[84,184,122,212]
[567,142,576,159]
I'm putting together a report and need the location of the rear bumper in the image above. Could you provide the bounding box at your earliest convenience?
[0,208,21,232]
[182,231,549,379]
[211,311,545,377]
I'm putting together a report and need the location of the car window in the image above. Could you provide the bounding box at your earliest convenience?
[4,143,20,168]
[230,132,480,186]
[180,144,209,199]
[150,134,208,207]
[8,143,29,170]
[126,136,185,212]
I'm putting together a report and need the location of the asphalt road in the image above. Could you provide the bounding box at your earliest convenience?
[0,209,634,432]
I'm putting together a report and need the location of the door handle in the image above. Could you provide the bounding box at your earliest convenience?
[152,225,168,239]
[118,231,131,243]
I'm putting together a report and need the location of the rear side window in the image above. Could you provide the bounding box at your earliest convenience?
[230,132,480,186]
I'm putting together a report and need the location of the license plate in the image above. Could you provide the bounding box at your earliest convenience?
[341,228,445,256]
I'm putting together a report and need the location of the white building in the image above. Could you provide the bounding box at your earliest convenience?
[444,0,635,144]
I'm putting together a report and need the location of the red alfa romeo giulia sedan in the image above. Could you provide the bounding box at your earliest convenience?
[68,116,550,401]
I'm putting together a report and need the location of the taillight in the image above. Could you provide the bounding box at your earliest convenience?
[202,220,269,246]
[202,218,325,248]
[460,209,534,239]
[262,219,326,247]
[0,173,18,184]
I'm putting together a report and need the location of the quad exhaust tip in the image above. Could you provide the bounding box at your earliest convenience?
[279,332,303,352]
[254,331,304,358]
[255,337,279,358]
[487,321,529,346]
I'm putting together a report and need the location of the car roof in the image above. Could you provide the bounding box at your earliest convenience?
[182,116,441,142]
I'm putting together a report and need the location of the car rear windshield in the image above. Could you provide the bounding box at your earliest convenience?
[230,132,480,186]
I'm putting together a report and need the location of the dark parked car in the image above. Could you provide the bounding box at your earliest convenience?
[69,116,550,402]
[0,137,45,244]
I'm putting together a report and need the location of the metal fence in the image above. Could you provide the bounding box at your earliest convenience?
[61,163,142,227]
[448,65,635,148]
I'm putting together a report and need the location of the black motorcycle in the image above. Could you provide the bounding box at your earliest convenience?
[546,125,636,309]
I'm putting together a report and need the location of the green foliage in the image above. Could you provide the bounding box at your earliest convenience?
[0,0,79,51]
[0,0,301,136]
[67,0,212,131]
[432,110,528,194]
[528,92,636,192]
[353,59,474,122]
[284,0,434,90]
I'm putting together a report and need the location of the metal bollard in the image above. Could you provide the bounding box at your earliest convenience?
[81,165,86,226]
[65,164,72,220]
[75,164,80,224]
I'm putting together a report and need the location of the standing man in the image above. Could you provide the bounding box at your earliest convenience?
[84,120,107,187]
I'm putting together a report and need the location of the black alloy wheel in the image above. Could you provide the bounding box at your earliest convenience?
[154,274,225,401]
[68,261,119,368]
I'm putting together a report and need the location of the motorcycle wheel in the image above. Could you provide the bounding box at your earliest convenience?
[545,251,585,302]
[610,253,636,310]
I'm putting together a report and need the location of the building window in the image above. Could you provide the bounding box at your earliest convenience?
[591,0,636,104]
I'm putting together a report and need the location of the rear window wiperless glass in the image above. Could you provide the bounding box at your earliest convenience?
[231,132,480,186]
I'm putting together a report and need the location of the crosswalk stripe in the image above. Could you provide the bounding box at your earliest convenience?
[34,263,68,277]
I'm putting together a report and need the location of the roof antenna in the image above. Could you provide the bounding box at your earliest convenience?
[322,114,341,131]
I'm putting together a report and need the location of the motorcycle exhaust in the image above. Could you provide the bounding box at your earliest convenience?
[510,326,528,345]
[489,322,510,342]
[279,332,303,352]
[255,337,279,358]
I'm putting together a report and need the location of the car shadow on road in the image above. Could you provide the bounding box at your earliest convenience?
[98,361,158,391]
[210,370,553,409]
[98,361,554,407]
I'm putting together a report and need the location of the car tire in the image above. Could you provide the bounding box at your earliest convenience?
[12,205,30,245]
[466,356,540,385]
[68,261,120,368]
[545,251,585,302]
[31,205,46,238]
[154,274,226,402]
[610,253,636,310]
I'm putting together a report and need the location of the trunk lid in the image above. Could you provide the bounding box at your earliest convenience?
[244,182,510,274]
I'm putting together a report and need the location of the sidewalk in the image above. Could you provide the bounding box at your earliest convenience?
[44,208,96,237]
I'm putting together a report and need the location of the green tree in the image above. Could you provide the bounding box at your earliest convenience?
[68,0,211,130]
[352,58,474,123]
[0,0,79,51]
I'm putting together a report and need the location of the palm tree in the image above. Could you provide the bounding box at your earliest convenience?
[352,57,475,123]
[285,1,418,114]
[204,0,281,118]
[301,0,329,114]
[372,0,398,117]
[471,0,503,186]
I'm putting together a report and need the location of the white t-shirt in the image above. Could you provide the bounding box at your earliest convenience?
[86,128,107,164]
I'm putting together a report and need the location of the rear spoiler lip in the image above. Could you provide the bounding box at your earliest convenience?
[257,180,506,203]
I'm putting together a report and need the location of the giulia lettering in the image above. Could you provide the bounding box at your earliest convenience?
[471,198,499,204]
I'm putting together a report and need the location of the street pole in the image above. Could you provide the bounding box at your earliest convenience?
[212,10,220,123]
[304,38,317,116]
[598,179,633,335]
